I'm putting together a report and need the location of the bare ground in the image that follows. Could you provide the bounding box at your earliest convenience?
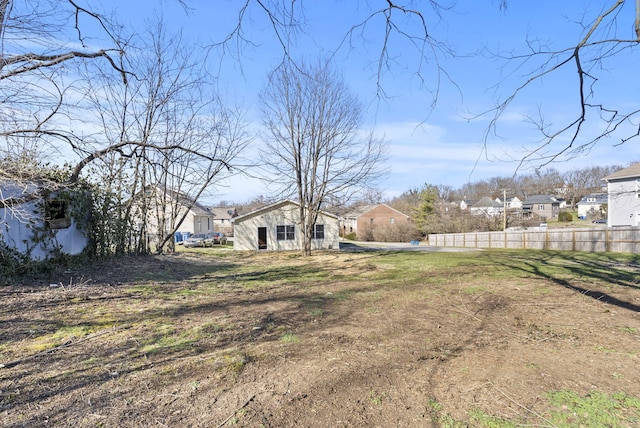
[1,248,639,427]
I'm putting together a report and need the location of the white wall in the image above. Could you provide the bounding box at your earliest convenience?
[608,179,640,227]
[1,200,88,260]
[233,202,339,251]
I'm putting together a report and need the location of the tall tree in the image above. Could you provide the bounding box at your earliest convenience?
[412,184,439,234]
[259,59,387,256]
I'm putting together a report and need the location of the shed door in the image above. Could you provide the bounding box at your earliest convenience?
[257,227,267,250]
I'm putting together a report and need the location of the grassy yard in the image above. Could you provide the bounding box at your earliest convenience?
[1,247,639,427]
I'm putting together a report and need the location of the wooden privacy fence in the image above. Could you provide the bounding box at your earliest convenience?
[428,227,640,254]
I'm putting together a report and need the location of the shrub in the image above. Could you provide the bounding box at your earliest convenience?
[558,211,573,222]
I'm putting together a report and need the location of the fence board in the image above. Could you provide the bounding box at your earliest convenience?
[428,227,640,254]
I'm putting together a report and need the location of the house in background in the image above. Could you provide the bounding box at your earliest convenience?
[469,197,503,217]
[522,195,561,220]
[603,162,640,227]
[209,207,238,236]
[232,200,339,251]
[495,196,522,210]
[0,181,89,260]
[459,199,474,210]
[340,203,411,239]
[141,186,215,241]
[576,193,608,220]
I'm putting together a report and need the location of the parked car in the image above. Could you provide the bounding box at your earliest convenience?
[592,219,607,224]
[183,233,214,248]
[211,232,227,245]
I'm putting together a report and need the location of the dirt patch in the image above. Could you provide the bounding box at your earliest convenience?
[1,250,639,427]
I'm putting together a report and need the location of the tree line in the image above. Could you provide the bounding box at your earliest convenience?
[383,164,627,235]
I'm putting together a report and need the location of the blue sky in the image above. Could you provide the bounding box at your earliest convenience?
[102,0,640,202]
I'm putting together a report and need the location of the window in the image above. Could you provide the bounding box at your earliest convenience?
[637,180,640,199]
[45,199,71,229]
[538,204,545,210]
[390,217,395,224]
[312,224,324,240]
[276,225,295,241]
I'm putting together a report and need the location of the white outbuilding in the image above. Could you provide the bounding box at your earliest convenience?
[232,200,339,251]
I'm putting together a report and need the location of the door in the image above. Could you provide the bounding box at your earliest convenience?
[257,227,267,250]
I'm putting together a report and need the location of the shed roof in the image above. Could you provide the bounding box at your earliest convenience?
[602,162,640,181]
[233,200,338,223]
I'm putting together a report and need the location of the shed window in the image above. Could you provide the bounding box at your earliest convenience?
[312,224,324,240]
[276,225,295,241]
[46,199,71,229]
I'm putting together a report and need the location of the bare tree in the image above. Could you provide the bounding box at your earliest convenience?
[0,3,248,257]
[83,21,249,254]
[221,1,638,170]
[259,59,387,256]
[215,1,453,108]
[0,0,130,220]
[481,1,640,167]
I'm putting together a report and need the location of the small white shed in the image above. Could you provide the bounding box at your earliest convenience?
[1,181,89,260]
[232,200,339,251]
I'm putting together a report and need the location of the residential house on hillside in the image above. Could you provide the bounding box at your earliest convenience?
[603,162,640,227]
[209,207,238,236]
[522,195,560,220]
[459,199,474,210]
[1,181,89,260]
[576,193,608,220]
[557,198,568,209]
[340,203,411,240]
[469,197,503,217]
[232,200,339,251]
[495,196,522,210]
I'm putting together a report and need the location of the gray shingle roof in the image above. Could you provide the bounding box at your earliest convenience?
[577,193,607,205]
[522,195,558,205]
[471,196,502,208]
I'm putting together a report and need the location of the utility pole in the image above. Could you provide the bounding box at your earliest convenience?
[501,189,509,231]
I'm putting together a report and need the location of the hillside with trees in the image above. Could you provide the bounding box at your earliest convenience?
[386,164,628,235]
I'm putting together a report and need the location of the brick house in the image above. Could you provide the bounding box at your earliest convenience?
[340,204,411,240]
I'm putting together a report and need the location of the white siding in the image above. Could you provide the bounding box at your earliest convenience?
[608,179,640,227]
[1,199,88,260]
[233,201,339,251]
